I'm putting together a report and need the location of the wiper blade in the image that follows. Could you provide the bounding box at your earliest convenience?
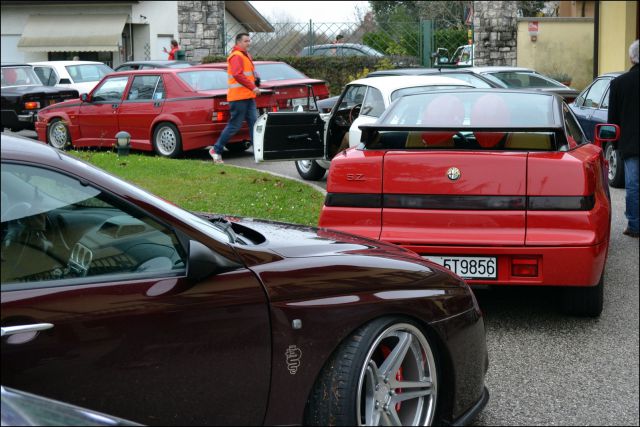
[208,215,237,243]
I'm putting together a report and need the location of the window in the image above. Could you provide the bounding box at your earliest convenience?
[92,76,129,102]
[563,104,585,146]
[127,75,161,100]
[447,73,493,88]
[582,78,609,109]
[338,85,367,109]
[1,66,42,87]
[360,87,385,117]
[177,70,227,91]
[601,88,610,109]
[33,66,58,86]
[1,163,186,287]
[65,64,112,83]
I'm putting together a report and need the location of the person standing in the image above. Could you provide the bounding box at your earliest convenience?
[163,40,180,60]
[209,33,260,164]
[608,39,639,238]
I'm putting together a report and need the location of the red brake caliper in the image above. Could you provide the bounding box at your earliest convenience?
[380,344,403,412]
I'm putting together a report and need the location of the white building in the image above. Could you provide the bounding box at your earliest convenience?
[1,0,272,67]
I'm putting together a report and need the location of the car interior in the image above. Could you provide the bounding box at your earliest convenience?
[1,165,186,285]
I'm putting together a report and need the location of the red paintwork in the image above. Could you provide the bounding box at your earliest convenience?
[194,61,330,109]
[34,68,278,153]
[321,142,611,288]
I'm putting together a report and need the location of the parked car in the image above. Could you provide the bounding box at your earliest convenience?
[1,386,139,426]
[569,71,624,187]
[299,43,385,57]
[254,89,619,317]
[1,64,78,132]
[114,60,193,71]
[1,134,489,426]
[29,61,113,94]
[262,75,473,180]
[433,44,475,67]
[34,68,278,157]
[193,61,330,111]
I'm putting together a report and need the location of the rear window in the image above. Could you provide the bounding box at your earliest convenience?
[390,85,471,101]
[1,66,42,87]
[255,63,306,81]
[177,70,227,91]
[380,91,556,128]
[368,130,557,151]
[65,64,112,83]
[483,71,565,89]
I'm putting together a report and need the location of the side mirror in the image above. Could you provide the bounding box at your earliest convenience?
[594,123,619,148]
[186,240,240,283]
[80,93,90,102]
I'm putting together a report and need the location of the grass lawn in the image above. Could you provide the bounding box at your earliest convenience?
[70,151,324,226]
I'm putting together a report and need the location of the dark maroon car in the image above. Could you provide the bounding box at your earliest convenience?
[1,134,488,426]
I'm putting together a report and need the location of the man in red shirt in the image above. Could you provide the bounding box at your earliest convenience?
[209,33,261,164]
[163,40,180,60]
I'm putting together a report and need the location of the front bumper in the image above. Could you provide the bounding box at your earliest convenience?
[450,386,490,426]
[1,110,37,130]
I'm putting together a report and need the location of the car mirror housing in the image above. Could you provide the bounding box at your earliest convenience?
[187,240,240,283]
[80,93,90,102]
[594,123,620,148]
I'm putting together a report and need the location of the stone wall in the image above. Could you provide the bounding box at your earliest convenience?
[473,1,518,66]
[177,0,225,61]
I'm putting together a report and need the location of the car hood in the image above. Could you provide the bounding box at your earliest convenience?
[230,216,417,260]
[38,97,82,113]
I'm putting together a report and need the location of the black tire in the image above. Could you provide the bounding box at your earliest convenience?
[605,143,625,188]
[305,317,439,426]
[225,140,251,153]
[561,274,604,317]
[47,118,71,150]
[295,160,326,181]
[152,122,182,158]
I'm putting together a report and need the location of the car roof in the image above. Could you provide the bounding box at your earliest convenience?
[118,60,192,66]
[1,63,31,67]
[28,61,107,66]
[349,75,474,91]
[368,68,479,76]
[1,134,62,164]
[467,66,535,73]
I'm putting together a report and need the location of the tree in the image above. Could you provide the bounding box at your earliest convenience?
[369,1,421,25]
[516,1,546,17]
[416,1,472,29]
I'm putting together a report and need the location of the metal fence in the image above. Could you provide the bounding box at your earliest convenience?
[224,20,473,67]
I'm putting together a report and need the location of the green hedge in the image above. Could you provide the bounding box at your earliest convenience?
[200,55,409,96]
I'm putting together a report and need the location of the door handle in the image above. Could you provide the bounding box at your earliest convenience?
[154,101,162,107]
[112,104,119,109]
[1,323,54,337]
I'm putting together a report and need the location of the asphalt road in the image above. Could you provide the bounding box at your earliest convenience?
[5,131,640,425]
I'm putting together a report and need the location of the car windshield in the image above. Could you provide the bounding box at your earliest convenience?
[177,70,227,91]
[1,66,42,87]
[380,91,556,128]
[390,85,470,101]
[65,64,113,83]
[482,71,565,89]
[255,63,306,81]
[444,73,492,88]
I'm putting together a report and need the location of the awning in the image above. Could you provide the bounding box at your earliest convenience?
[18,14,128,52]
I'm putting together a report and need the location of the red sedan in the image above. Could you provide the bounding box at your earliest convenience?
[194,61,330,111]
[35,68,278,157]
[254,90,619,317]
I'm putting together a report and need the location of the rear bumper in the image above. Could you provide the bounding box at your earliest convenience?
[1,109,36,130]
[400,242,608,287]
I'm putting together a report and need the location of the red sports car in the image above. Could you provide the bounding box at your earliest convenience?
[254,89,619,317]
[34,68,278,157]
[194,61,330,111]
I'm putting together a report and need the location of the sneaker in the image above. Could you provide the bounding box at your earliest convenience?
[623,228,639,238]
[209,148,224,164]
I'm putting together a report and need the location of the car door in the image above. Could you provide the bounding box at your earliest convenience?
[117,74,165,149]
[253,111,326,162]
[348,85,385,147]
[571,77,611,140]
[76,75,129,147]
[1,161,271,425]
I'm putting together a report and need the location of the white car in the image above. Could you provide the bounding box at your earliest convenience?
[29,61,113,95]
[254,75,473,180]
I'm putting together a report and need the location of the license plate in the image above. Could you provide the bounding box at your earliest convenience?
[425,256,497,279]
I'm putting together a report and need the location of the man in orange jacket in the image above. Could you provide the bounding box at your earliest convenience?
[210,33,261,164]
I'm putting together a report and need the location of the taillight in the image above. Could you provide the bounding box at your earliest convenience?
[271,106,278,112]
[511,257,539,277]
[212,111,230,122]
[24,101,40,110]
